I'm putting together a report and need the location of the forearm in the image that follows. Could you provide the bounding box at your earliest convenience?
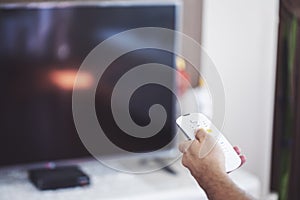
[195,172,254,200]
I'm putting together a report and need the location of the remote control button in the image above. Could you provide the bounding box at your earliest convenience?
[190,120,197,124]
[206,129,212,133]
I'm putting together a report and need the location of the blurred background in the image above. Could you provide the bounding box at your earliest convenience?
[1,0,300,199]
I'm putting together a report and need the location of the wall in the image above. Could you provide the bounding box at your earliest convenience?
[201,0,279,197]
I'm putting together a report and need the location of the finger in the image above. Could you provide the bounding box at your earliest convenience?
[239,155,246,166]
[195,129,207,143]
[179,140,193,153]
[189,139,203,155]
[233,146,241,155]
[227,154,247,174]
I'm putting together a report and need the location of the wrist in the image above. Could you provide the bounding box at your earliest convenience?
[195,171,251,200]
[195,170,230,193]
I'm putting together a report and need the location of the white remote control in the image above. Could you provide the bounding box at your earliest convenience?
[176,113,241,172]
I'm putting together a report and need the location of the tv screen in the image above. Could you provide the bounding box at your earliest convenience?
[0,2,180,167]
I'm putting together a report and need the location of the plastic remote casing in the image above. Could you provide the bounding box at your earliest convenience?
[176,113,241,172]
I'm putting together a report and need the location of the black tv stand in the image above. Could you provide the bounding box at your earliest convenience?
[153,158,177,175]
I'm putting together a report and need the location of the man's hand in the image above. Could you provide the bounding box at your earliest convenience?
[179,129,226,185]
[179,129,253,200]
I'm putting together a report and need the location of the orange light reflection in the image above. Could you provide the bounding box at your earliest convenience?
[49,69,93,90]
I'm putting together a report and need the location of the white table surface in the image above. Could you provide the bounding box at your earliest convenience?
[0,158,260,200]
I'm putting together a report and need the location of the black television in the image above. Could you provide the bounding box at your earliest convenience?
[0,1,181,168]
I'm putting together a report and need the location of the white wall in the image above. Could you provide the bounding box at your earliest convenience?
[201,0,279,197]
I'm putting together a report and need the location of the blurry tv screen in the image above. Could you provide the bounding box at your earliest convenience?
[0,2,179,167]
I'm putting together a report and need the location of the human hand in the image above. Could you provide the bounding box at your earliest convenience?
[179,129,246,188]
[179,129,252,200]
